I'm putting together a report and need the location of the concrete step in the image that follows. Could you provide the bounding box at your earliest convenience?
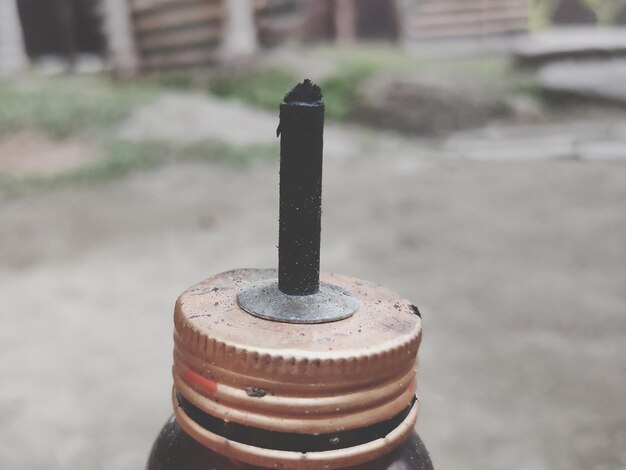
[515,27,626,66]
[539,59,626,105]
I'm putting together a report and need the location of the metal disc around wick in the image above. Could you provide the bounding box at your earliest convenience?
[237,280,359,324]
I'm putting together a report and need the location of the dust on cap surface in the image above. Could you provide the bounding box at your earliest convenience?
[175,268,420,360]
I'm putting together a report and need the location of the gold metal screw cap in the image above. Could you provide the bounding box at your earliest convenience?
[173,268,422,469]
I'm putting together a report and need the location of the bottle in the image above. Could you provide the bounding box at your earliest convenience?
[147,80,433,470]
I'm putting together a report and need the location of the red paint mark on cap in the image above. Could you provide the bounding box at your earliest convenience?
[183,368,218,394]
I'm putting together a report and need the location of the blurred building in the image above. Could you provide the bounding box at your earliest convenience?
[115,0,532,72]
[403,0,528,42]
[2,0,530,74]
[5,0,626,75]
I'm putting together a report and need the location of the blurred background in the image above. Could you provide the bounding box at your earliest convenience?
[1,1,625,469]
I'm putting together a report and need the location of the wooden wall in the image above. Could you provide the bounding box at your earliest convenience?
[301,0,399,43]
[124,0,531,73]
[17,0,105,59]
[130,0,226,70]
[129,0,303,71]
[405,0,528,41]
[253,0,302,46]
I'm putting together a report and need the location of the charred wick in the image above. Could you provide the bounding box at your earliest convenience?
[276,79,324,137]
[277,79,325,296]
[283,78,323,104]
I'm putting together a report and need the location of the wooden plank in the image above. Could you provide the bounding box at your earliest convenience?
[253,0,293,11]
[137,24,222,52]
[409,10,528,29]
[412,12,528,31]
[256,12,301,29]
[415,3,528,20]
[413,4,526,19]
[409,14,527,32]
[256,14,302,44]
[409,24,527,37]
[132,0,221,14]
[408,19,527,40]
[410,27,525,41]
[254,0,300,45]
[411,8,528,30]
[134,3,224,33]
[413,0,526,16]
[141,47,217,70]
[132,0,168,12]
[404,0,528,40]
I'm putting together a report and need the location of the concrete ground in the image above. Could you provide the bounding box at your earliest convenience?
[1,93,625,470]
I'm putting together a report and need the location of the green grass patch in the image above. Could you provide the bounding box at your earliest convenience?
[316,44,511,78]
[207,64,376,120]
[0,138,276,199]
[0,76,159,139]
[315,44,427,73]
[429,56,511,80]
[152,71,197,89]
[209,67,296,111]
[56,138,275,184]
[206,47,517,121]
[182,140,277,166]
[320,63,376,119]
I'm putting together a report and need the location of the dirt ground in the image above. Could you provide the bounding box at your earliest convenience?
[1,93,625,470]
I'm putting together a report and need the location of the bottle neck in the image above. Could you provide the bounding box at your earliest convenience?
[177,392,417,455]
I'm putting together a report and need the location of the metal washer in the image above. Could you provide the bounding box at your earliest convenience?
[236,279,359,324]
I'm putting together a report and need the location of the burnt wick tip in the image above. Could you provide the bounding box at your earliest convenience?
[283,79,323,104]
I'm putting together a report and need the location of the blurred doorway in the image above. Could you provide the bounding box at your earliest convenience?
[306,0,399,43]
[355,0,399,41]
[17,0,105,63]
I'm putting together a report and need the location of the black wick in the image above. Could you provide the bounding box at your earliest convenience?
[236,79,358,324]
[277,79,324,296]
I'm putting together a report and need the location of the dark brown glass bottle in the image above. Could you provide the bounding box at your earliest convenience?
[148,415,433,469]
